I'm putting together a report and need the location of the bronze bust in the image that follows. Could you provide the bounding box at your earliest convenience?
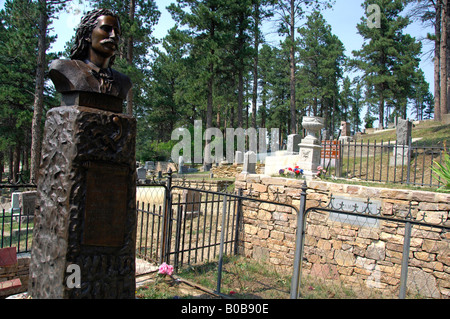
[49,9,132,112]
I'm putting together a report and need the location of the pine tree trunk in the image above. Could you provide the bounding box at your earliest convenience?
[126,0,135,116]
[435,2,441,121]
[289,0,296,134]
[30,0,47,183]
[446,0,450,116]
[440,0,448,122]
[379,93,385,129]
[238,68,244,128]
[13,143,20,183]
[0,152,3,183]
[252,4,260,129]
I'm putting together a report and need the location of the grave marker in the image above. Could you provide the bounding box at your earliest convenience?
[29,9,136,299]
[242,151,256,174]
[287,134,301,154]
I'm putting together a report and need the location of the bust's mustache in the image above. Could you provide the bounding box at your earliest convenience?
[100,39,117,47]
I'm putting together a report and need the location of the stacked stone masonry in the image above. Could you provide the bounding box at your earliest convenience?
[211,164,264,179]
[235,173,450,298]
[0,254,30,297]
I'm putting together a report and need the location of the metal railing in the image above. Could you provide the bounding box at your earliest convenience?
[321,140,449,188]
[0,182,37,254]
[291,182,450,299]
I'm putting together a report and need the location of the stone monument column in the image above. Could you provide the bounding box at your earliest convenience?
[297,116,324,180]
[29,9,136,299]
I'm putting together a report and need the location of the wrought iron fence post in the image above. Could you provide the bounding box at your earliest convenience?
[406,138,412,185]
[290,181,308,299]
[161,169,173,264]
[399,218,412,299]
[216,194,228,294]
[233,188,243,255]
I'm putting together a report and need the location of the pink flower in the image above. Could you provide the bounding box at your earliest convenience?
[158,262,174,276]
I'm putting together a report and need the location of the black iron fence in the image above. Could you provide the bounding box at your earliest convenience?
[291,182,450,299]
[321,140,449,188]
[136,173,244,270]
[0,182,37,254]
[136,174,300,295]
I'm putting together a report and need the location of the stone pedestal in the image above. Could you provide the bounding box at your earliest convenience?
[298,116,324,180]
[297,144,323,180]
[28,105,136,299]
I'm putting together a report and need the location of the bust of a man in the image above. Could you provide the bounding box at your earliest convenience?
[49,9,132,112]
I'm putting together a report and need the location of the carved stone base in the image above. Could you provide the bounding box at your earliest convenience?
[297,143,322,180]
[28,105,136,299]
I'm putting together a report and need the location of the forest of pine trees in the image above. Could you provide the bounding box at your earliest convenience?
[0,0,445,178]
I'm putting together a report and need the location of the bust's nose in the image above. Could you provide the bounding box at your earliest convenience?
[109,29,119,42]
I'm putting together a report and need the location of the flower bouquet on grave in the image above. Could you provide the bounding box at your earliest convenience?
[293,166,304,178]
[157,262,177,286]
[316,165,327,179]
[279,166,304,179]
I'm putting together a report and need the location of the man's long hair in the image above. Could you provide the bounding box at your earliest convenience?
[70,9,120,68]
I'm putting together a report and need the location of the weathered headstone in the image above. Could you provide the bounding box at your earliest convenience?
[234,151,243,165]
[18,191,36,217]
[341,121,351,136]
[396,118,412,145]
[181,189,201,219]
[10,192,20,214]
[29,9,136,299]
[137,167,147,181]
[339,121,352,143]
[144,161,155,171]
[287,134,301,154]
[391,118,412,166]
[178,156,185,174]
[242,151,256,174]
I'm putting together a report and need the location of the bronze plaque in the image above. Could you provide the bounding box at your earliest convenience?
[82,162,129,247]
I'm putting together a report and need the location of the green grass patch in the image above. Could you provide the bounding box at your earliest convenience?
[358,121,450,147]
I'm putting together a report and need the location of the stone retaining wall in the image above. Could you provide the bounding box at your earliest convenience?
[0,254,30,297]
[235,173,450,298]
[211,164,265,179]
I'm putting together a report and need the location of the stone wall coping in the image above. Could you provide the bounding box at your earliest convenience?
[238,174,450,204]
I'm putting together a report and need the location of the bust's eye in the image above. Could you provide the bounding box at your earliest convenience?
[100,25,120,37]
[100,25,113,33]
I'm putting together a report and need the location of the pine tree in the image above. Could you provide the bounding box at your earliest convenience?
[30,0,70,183]
[273,0,333,134]
[297,11,345,134]
[353,0,422,129]
[0,0,61,182]
[408,0,442,121]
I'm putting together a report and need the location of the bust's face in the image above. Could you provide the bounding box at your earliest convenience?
[90,15,120,59]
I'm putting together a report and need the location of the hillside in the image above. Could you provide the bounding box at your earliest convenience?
[357,120,450,147]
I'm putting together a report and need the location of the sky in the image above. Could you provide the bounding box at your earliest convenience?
[0,0,435,116]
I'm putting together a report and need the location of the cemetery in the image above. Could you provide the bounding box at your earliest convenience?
[1,113,449,299]
[1,2,450,302]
